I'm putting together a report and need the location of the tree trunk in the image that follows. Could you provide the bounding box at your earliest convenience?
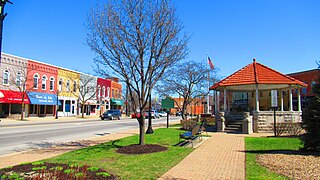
[181,103,187,120]
[81,103,85,118]
[20,94,25,120]
[138,116,145,145]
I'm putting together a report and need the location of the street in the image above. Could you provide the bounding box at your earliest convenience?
[0,116,180,156]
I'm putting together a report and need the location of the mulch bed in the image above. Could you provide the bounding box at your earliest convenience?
[257,151,320,180]
[0,162,116,180]
[116,144,168,154]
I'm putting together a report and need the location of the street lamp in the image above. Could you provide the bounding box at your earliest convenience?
[0,0,12,64]
[146,93,154,134]
[55,90,59,119]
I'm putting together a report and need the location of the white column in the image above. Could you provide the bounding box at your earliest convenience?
[223,88,227,111]
[227,92,231,111]
[255,84,259,111]
[298,88,301,112]
[217,91,220,111]
[280,90,284,111]
[289,87,293,111]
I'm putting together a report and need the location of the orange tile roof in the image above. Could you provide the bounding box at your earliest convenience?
[210,59,307,90]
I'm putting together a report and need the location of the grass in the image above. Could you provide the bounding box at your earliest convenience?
[245,137,303,180]
[45,127,193,179]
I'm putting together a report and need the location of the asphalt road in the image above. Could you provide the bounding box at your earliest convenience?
[0,116,180,156]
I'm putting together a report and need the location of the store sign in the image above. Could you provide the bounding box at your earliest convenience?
[28,92,61,105]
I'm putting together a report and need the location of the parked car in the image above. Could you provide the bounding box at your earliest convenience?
[176,111,182,116]
[101,109,121,120]
[145,110,160,119]
[159,111,167,117]
[131,112,144,119]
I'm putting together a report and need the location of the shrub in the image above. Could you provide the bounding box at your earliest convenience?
[270,122,303,136]
[180,118,198,130]
[301,78,320,151]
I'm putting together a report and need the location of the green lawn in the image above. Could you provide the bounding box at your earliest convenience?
[45,127,193,179]
[245,137,303,180]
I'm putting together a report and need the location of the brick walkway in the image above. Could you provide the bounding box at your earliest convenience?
[160,132,245,180]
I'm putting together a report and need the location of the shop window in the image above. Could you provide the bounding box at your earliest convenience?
[58,100,64,111]
[33,74,39,89]
[50,77,54,91]
[3,69,10,85]
[302,87,307,95]
[42,75,47,90]
[59,79,63,91]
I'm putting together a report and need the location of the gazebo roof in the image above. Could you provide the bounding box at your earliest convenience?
[210,59,307,91]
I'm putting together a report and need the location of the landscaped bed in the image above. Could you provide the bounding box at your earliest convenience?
[0,127,193,179]
[245,136,320,180]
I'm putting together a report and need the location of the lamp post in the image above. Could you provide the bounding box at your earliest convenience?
[0,0,12,65]
[146,93,154,134]
[55,90,59,119]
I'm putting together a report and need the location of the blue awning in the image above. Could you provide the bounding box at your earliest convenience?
[27,92,61,106]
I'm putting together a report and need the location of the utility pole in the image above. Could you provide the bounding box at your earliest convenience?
[0,0,12,65]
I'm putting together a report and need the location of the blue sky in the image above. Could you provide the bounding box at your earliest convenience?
[2,0,320,78]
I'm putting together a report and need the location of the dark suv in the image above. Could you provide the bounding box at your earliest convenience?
[101,109,121,120]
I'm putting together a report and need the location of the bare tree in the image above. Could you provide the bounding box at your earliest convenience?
[78,75,98,118]
[6,65,34,120]
[156,61,217,120]
[87,0,188,145]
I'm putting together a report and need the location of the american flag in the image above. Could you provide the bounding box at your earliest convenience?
[208,56,214,70]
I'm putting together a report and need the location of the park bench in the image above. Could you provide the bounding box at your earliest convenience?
[179,124,200,147]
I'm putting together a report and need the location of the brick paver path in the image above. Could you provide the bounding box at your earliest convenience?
[160,133,245,180]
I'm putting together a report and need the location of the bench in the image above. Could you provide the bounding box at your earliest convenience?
[179,124,200,147]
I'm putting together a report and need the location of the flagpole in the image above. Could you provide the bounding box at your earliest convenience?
[207,53,210,114]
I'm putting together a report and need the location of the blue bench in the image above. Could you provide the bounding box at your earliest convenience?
[179,125,200,147]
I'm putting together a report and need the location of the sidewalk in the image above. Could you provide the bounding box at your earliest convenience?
[160,132,245,180]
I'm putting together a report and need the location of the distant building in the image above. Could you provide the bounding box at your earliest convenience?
[287,68,320,109]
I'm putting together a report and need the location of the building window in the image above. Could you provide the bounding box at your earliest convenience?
[73,81,77,92]
[311,81,317,93]
[98,85,101,98]
[66,80,70,92]
[102,86,106,97]
[59,79,63,91]
[16,72,22,86]
[3,69,10,85]
[112,89,115,98]
[42,75,47,90]
[50,77,54,91]
[33,74,39,89]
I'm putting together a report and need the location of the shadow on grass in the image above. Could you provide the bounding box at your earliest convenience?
[243,149,320,157]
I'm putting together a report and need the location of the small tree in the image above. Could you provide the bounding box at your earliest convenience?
[156,61,217,120]
[301,78,320,151]
[87,0,188,145]
[6,65,34,120]
[78,75,98,118]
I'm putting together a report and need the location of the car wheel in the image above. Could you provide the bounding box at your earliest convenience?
[101,117,104,120]
[110,116,113,120]
[118,116,120,120]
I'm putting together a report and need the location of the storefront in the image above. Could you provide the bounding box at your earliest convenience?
[0,90,30,118]
[27,92,60,117]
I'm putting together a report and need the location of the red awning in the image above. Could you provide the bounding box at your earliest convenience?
[0,90,30,104]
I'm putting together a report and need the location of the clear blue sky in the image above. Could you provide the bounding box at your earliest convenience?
[2,0,320,78]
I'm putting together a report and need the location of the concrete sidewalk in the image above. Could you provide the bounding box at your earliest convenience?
[160,132,245,180]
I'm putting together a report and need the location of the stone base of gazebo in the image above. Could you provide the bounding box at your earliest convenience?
[216,111,302,134]
[252,111,302,133]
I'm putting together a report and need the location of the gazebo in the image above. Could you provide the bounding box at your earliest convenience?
[209,59,307,133]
